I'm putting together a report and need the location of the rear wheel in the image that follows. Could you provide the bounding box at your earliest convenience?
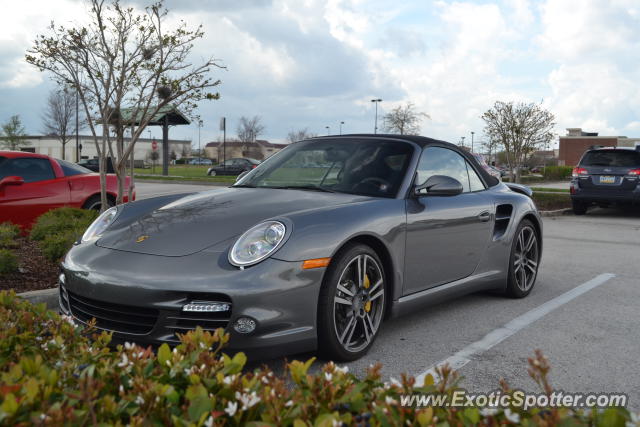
[318,244,386,361]
[505,220,540,298]
[572,200,588,215]
[83,195,114,211]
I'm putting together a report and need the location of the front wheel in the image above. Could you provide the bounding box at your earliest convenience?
[505,220,540,298]
[208,170,217,177]
[318,244,386,361]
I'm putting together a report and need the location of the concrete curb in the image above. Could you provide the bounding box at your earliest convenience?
[540,208,573,217]
[17,287,58,309]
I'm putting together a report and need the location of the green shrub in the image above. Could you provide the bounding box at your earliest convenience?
[543,165,574,181]
[0,249,18,275]
[0,222,20,249]
[0,291,634,425]
[532,192,572,211]
[30,207,97,242]
[39,232,79,262]
[29,208,98,261]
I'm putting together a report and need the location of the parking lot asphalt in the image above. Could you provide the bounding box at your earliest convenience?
[135,181,639,408]
[252,207,640,409]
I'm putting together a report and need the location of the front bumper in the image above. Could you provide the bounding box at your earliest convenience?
[59,243,324,359]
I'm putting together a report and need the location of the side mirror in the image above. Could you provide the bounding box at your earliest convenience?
[415,175,463,196]
[235,170,249,182]
[0,176,25,188]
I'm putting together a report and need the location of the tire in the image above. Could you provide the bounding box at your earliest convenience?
[572,200,588,215]
[208,170,217,176]
[505,220,540,298]
[82,195,115,211]
[317,244,386,361]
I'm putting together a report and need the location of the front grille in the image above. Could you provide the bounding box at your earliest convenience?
[67,291,158,335]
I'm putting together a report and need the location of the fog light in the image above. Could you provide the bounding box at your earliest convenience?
[182,301,231,312]
[233,317,257,334]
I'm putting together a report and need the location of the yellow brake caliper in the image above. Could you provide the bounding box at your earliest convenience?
[363,274,372,312]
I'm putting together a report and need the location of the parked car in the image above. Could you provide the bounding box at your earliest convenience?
[188,158,213,165]
[78,157,115,173]
[0,151,134,229]
[207,158,260,176]
[570,146,640,215]
[59,135,541,361]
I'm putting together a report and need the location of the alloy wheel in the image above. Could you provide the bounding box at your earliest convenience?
[513,226,539,292]
[332,254,385,353]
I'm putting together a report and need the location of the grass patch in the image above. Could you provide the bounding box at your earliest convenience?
[532,192,572,211]
[531,187,569,193]
[134,165,213,177]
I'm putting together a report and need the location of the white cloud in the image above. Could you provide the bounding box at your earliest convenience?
[539,0,640,136]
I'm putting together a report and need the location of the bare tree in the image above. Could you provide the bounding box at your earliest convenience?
[481,101,555,183]
[0,115,28,150]
[27,0,223,209]
[286,128,315,143]
[237,116,264,143]
[382,102,429,135]
[42,89,77,160]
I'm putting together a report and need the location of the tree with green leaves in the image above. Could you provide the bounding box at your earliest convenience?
[481,101,555,183]
[382,102,429,135]
[0,115,28,151]
[26,0,222,208]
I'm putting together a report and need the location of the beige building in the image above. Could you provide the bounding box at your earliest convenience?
[204,139,288,162]
[6,135,191,162]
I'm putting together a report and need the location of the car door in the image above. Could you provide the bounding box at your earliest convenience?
[0,156,71,228]
[403,146,494,295]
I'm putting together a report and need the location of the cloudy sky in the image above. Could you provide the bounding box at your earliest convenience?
[1,0,639,148]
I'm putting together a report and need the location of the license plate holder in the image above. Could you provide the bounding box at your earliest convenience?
[599,175,616,184]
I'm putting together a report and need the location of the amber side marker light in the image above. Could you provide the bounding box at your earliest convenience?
[302,257,331,269]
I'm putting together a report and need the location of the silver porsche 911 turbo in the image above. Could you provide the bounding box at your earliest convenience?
[59,134,542,361]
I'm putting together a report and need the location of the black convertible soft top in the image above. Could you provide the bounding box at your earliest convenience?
[320,134,500,188]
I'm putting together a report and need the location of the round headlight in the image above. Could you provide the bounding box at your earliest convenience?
[229,221,287,267]
[81,206,119,243]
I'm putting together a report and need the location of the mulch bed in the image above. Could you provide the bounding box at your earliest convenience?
[0,237,59,292]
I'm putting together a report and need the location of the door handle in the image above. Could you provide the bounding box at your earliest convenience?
[478,211,491,222]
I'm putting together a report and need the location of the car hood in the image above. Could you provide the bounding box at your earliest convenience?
[97,187,371,256]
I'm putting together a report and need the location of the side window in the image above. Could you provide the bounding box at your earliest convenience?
[0,158,56,183]
[58,159,91,176]
[466,162,486,192]
[416,147,470,193]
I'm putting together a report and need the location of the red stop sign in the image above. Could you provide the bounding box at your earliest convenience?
[152,140,158,150]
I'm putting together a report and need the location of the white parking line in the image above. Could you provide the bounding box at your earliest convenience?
[414,273,616,386]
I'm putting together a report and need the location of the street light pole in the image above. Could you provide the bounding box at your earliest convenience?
[198,119,203,164]
[471,131,475,153]
[371,98,382,134]
[460,136,465,148]
[325,126,330,135]
[339,121,344,135]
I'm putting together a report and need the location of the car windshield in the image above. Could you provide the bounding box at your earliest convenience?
[235,138,414,198]
[581,150,640,167]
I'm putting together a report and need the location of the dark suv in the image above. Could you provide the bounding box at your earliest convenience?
[570,147,640,215]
